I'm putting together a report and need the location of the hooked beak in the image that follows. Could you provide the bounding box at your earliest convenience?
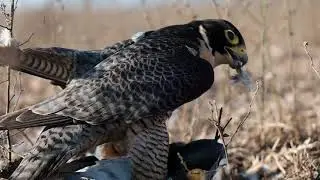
[224,45,248,69]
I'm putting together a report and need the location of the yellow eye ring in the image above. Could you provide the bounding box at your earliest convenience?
[224,29,239,45]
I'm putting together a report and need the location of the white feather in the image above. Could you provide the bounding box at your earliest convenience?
[0,28,19,47]
[131,31,146,42]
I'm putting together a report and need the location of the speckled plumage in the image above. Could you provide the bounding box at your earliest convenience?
[10,115,169,180]
[0,19,248,180]
[10,31,153,88]
[7,39,137,87]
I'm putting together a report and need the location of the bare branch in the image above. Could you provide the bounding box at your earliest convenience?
[12,75,23,111]
[9,93,15,103]
[0,143,24,158]
[19,32,34,47]
[0,79,8,84]
[9,0,15,36]
[207,106,229,164]
[5,68,11,162]
[0,23,9,30]
[214,107,223,140]
[303,41,320,79]
[14,0,18,11]
[8,129,33,146]
[0,0,18,162]
[177,152,190,172]
[227,81,260,146]
[222,117,233,131]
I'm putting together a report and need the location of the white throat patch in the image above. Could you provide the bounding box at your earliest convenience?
[198,25,217,68]
[199,25,212,53]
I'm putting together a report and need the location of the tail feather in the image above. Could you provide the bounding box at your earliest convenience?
[0,108,28,130]
[6,48,73,85]
[0,108,73,130]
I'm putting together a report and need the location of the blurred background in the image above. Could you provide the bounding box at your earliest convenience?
[0,0,320,178]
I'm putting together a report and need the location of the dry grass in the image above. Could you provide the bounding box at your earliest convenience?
[1,0,320,179]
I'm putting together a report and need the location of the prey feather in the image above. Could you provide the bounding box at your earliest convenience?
[231,68,254,91]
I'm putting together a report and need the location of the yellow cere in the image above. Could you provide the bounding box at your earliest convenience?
[229,45,247,55]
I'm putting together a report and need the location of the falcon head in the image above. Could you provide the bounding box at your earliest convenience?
[196,19,248,70]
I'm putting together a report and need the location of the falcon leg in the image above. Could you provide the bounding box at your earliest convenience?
[129,120,169,180]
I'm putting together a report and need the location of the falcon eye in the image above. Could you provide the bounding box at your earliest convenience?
[224,29,239,45]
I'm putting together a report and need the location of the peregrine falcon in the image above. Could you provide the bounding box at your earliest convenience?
[0,19,248,180]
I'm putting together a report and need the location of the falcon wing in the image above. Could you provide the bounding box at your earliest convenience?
[0,40,135,87]
[1,37,214,128]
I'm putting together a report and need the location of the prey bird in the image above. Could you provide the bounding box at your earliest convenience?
[0,19,249,180]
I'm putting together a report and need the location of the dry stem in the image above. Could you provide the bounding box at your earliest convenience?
[0,0,18,162]
[19,32,34,47]
[303,41,320,79]
[260,0,267,119]
[285,0,297,117]
[227,81,260,146]
[207,104,232,165]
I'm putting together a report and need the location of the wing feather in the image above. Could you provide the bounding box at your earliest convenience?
[0,108,73,130]
[28,36,214,125]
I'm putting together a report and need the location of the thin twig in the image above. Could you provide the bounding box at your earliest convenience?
[214,107,223,140]
[303,41,320,79]
[8,129,33,146]
[207,105,230,164]
[177,152,189,172]
[0,24,9,30]
[260,0,268,119]
[0,143,24,158]
[215,123,229,164]
[12,72,23,111]
[19,32,34,47]
[285,0,297,117]
[14,0,18,11]
[5,69,11,163]
[214,101,219,120]
[1,0,18,163]
[222,117,233,131]
[227,81,260,146]
[9,0,15,37]
[0,79,8,84]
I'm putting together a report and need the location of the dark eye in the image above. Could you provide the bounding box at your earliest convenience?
[227,31,235,40]
[224,29,239,45]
